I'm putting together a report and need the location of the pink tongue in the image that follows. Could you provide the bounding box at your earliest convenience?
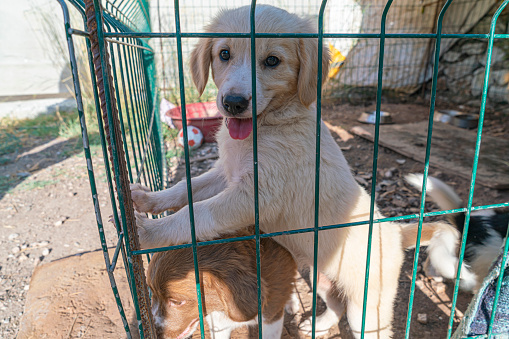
[227,118,253,140]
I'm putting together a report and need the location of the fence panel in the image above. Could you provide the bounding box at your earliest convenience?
[56,0,509,338]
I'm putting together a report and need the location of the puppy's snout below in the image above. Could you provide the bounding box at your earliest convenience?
[222,95,249,115]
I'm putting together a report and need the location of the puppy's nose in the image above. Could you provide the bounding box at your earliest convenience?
[222,95,249,115]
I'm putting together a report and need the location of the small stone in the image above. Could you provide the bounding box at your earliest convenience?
[18,254,28,262]
[443,51,461,63]
[38,241,49,247]
[481,46,505,66]
[492,70,509,86]
[74,242,80,247]
[461,42,485,55]
[384,167,396,178]
[8,233,19,241]
[11,246,20,254]
[488,86,509,103]
[54,220,63,227]
[471,68,492,97]
[24,285,29,291]
[417,313,428,324]
[444,55,479,80]
[396,159,406,165]
[42,248,50,256]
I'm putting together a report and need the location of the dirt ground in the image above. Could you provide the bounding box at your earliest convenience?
[1,100,508,338]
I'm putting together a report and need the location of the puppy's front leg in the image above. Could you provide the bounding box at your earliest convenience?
[131,165,226,214]
[136,184,257,248]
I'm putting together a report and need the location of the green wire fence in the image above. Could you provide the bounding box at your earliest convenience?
[56,0,509,338]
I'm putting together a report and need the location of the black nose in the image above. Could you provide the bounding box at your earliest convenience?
[222,95,249,115]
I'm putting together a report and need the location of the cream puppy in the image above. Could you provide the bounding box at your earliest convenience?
[132,5,430,338]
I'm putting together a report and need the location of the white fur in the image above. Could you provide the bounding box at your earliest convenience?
[423,223,478,291]
[284,287,301,315]
[205,311,284,339]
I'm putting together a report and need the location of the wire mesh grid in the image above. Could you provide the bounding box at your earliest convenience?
[152,0,497,105]
[55,0,509,338]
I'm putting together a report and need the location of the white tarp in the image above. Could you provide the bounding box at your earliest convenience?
[334,0,498,92]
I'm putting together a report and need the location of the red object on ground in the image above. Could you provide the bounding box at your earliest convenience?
[166,102,222,143]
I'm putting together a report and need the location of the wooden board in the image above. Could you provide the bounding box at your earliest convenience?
[350,121,509,189]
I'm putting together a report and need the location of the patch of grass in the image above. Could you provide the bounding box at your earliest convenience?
[163,124,179,140]
[165,146,184,160]
[16,179,58,191]
[0,109,102,157]
[0,176,18,195]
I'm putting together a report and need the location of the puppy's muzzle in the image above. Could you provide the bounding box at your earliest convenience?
[222,94,249,115]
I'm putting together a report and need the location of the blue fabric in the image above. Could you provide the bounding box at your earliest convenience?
[453,249,509,338]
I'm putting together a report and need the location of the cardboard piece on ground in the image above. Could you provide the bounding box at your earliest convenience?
[18,250,139,339]
[350,121,509,189]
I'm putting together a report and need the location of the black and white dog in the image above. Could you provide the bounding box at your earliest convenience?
[406,174,509,292]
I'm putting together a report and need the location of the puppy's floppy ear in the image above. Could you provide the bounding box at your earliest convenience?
[297,38,331,107]
[201,271,259,323]
[190,38,213,96]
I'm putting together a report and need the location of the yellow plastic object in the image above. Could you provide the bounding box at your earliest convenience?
[328,43,346,79]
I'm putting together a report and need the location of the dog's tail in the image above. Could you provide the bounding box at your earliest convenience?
[400,221,454,249]
[404,173,462,211]
[405,174,463,225]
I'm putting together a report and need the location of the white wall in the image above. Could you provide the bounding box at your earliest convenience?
[0,0,70,98]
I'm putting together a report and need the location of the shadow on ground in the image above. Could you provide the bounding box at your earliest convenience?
[0,110,101,200]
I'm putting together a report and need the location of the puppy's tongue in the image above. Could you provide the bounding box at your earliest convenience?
[226,118,253,140]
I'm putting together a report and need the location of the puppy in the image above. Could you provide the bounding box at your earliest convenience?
[406,174,509,292]
[147,231,296,339]
[132,6,437,337]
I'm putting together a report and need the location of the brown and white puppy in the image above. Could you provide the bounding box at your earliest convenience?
[132,5,438,338]
[147,231,297,339]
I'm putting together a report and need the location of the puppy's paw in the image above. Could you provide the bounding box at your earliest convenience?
[134,212,159,249]
[130,184,160,214]
[299,310,338,337]
[285,290,300,314]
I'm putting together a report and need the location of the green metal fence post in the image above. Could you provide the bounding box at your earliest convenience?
[461,2,509,338]
[310,2,328,338]
[173,0,207,337]
[248,2,264,338]
[86,0,156,336]
[405,0,454,337]
[360,1,393,337]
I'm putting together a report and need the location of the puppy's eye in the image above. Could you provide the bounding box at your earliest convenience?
[168,299,186,307]
[219,50,230,61]
[265,56,280,67]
